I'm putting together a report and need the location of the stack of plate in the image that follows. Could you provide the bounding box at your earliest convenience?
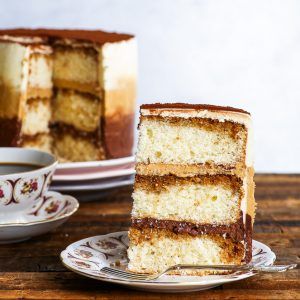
[50,156,135,199]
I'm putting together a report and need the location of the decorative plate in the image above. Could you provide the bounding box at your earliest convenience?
[60,231,276,293]
[50,175,134,192]
[0,191,79,244]
[53,156,135,182]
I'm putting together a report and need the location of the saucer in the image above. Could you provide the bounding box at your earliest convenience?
[0,191,79,244]
[60,231,276,293]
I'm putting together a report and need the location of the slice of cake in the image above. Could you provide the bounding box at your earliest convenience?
[0,28,137,161]
[128,103,255,275]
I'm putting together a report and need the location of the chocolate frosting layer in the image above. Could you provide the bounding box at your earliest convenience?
[0,28,133,45]
[132,214,253,263]
[140,103,250,115]
[50,122,101,146]
[131,217,245,241]
[0,117,22,146]
[103,113,135,159]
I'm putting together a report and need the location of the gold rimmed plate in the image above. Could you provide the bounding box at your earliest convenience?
[60,231,276,293]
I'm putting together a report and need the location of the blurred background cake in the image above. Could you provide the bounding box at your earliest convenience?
[128,103,255,274]
[0,28,137,162]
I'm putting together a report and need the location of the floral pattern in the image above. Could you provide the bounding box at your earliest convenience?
[21,179,38,195]
[0,171,53,210]
[61,233,276,286]
[96,240,119,250]
[45,200,60,214]
[0,191,77,225]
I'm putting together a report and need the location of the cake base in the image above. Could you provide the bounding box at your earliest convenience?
[127,227,246,275]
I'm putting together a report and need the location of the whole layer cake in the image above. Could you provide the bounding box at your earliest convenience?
[0,28,137,161]
[128,103,255,275]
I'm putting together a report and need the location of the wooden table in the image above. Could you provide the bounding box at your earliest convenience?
[0,174,299,299]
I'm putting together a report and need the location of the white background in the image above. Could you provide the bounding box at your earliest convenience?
[0,0,299,173]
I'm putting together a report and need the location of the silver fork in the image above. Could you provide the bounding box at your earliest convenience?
[100,264,297,281]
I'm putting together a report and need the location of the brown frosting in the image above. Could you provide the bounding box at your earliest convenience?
[244,214,252,263]
[132,217,245,242]
[50,122,101,146]
[0,117,22,146]
[103,113,135,159]
[131,214,253,263]
[0,28,133,45]
[140,103,250,115]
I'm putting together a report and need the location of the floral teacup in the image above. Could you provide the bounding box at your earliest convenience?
[0,148,57,224]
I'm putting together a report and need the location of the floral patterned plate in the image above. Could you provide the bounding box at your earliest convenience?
[0,191,79,244]
[60,232,276,293]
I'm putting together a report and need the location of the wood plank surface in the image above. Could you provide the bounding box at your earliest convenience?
[0,174,299,299]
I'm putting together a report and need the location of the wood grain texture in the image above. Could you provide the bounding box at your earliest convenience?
[0,174,299,299]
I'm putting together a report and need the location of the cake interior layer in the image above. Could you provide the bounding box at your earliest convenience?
[52,89,101,132]
[53,45,99,94]
[21,133,52,153]
[128,228,245,274]
[21,98,51,136]
[136,116,247,167]
[132,175,243,225]
[52,130,105,162]
[28,52,53,92]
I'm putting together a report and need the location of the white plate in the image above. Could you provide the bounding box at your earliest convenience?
[0,191,79,244]
[60,231,276,293]
[53,167,135,182]
[53,156,134,182]
[50,176,134,192]
[56,156,135,170]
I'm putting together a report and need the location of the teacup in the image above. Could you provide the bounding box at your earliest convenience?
[0,148,57,223]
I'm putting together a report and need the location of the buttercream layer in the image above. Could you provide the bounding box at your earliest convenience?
[136,162,246,178]
[140,103,250,115]
[100,39,137,158]
[128,227,245,274]
[136,116,247,169]
[52,89,101,132]
[133,175,243,225]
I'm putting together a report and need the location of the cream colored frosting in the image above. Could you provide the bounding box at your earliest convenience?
[98,38,137,91]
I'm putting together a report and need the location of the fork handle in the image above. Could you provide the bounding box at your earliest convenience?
[252,264,297,273]
[167,264,297,273]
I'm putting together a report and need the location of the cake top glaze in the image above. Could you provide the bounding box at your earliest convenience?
[140,103,250,115]
[0,28,134,45]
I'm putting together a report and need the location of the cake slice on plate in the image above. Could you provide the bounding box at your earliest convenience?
[128,103,255,275]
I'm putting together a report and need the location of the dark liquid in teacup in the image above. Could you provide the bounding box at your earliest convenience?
[0,163,44,175]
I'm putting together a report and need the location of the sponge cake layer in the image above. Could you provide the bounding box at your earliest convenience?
[132,175,243,225]
[137,116,247,170]
[128,227,245,275]
[53,45,99,95]
[52,89,101,132]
